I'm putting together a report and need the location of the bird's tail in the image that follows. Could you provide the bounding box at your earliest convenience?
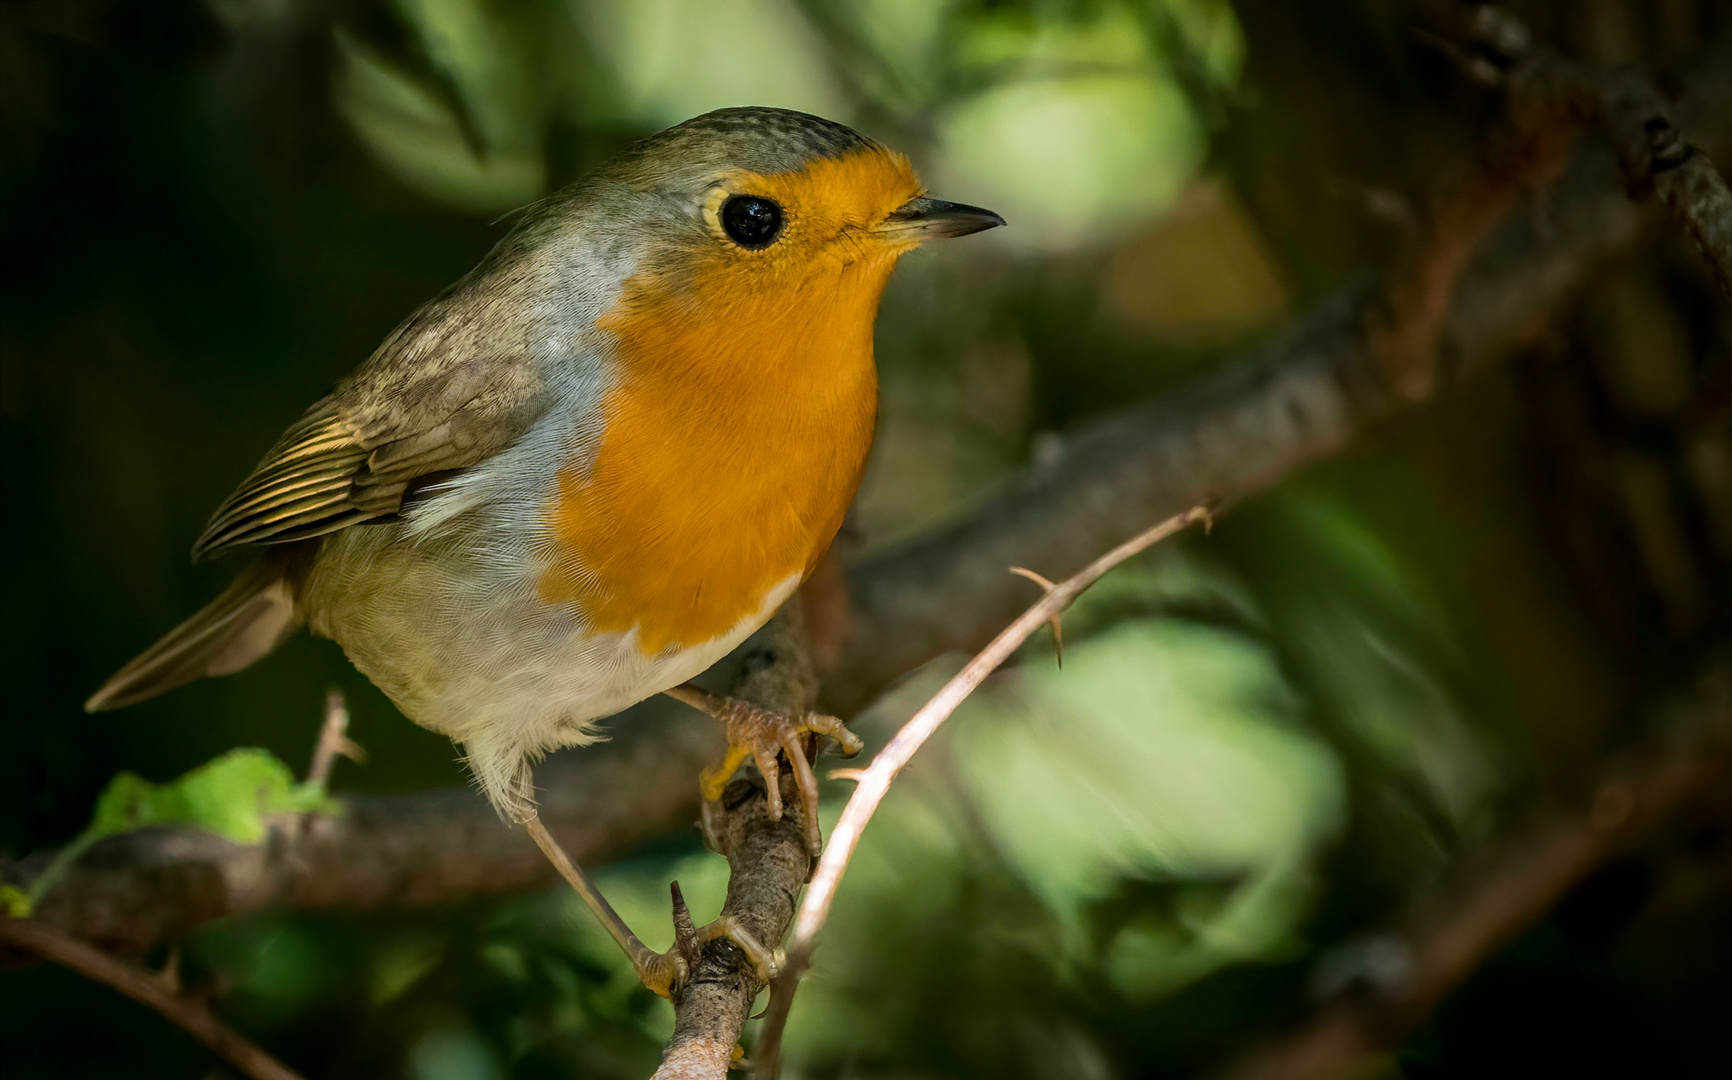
[85,556,304,712]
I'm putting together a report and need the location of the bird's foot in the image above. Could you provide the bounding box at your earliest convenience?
[698,697,864,814]
[635,911,782,999]
[667,683,864,854]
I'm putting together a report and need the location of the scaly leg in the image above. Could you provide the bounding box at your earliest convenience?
[665,682,864,854]
[521,813,778,998]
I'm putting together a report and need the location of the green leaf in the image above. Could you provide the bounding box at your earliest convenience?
[87,748,336,845]
[25,749,340,910]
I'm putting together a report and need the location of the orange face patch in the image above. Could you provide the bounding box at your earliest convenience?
[540,147,923,654]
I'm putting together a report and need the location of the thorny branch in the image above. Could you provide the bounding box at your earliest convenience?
[749,505,1215,1079]
[651,604,825,1080]
[1211,646,1732,1080]
[0,917,307,1080]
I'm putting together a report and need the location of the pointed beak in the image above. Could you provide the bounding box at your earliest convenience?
[879,196,1006,240]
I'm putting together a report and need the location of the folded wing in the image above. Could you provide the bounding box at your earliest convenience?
[191,286,554,561]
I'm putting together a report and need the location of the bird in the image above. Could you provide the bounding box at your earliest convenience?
[85,106,1003,996]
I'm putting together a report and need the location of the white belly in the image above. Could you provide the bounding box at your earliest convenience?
[304,519,799,819]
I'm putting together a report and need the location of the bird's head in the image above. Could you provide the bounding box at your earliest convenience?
[509,107,1002,364]
[602,107,1001,285]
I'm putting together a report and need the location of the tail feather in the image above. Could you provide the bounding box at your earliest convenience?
[86,559,303,712]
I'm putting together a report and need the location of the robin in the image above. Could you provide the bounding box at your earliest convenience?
[85,107,1002,996]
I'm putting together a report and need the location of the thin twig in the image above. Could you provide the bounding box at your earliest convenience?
[307,687,365,788]
[0,917,306,1080]
[1369,6,1600,404]
[1588,66,1732,301]
[1461,4,1732,299]
[752,503,1215,1077]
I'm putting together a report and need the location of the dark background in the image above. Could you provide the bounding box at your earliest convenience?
[2,1,1728,1078]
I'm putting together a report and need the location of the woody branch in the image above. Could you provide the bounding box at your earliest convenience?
[650,604,826,1080]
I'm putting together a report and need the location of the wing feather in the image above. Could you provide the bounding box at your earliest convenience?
[190,263,560,561]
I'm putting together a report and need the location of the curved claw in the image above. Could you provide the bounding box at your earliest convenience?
[756,743,785,820]
[781,734,823,854]
[806,712,864,758]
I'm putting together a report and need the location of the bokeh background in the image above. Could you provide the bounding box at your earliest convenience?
[2,1,1728,1078]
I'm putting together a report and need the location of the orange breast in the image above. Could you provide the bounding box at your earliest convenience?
[539,247,891,655]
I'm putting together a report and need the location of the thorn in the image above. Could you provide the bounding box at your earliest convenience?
[1009,566,1057,591]
[670,881,702,972]
[1010,567,1065,666]
[827,768,868,783]
[1199,497,1220,535]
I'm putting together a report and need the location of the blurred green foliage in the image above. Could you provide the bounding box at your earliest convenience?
[2,1,1727,1078]
[325,0,1241,244]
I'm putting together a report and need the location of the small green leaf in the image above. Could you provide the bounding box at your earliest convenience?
[88,749,337,845]
[26,749,340,910]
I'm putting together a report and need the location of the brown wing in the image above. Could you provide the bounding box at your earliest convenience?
[191,284,554,561]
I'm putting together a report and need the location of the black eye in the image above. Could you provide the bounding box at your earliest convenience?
[720,195,783,249]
